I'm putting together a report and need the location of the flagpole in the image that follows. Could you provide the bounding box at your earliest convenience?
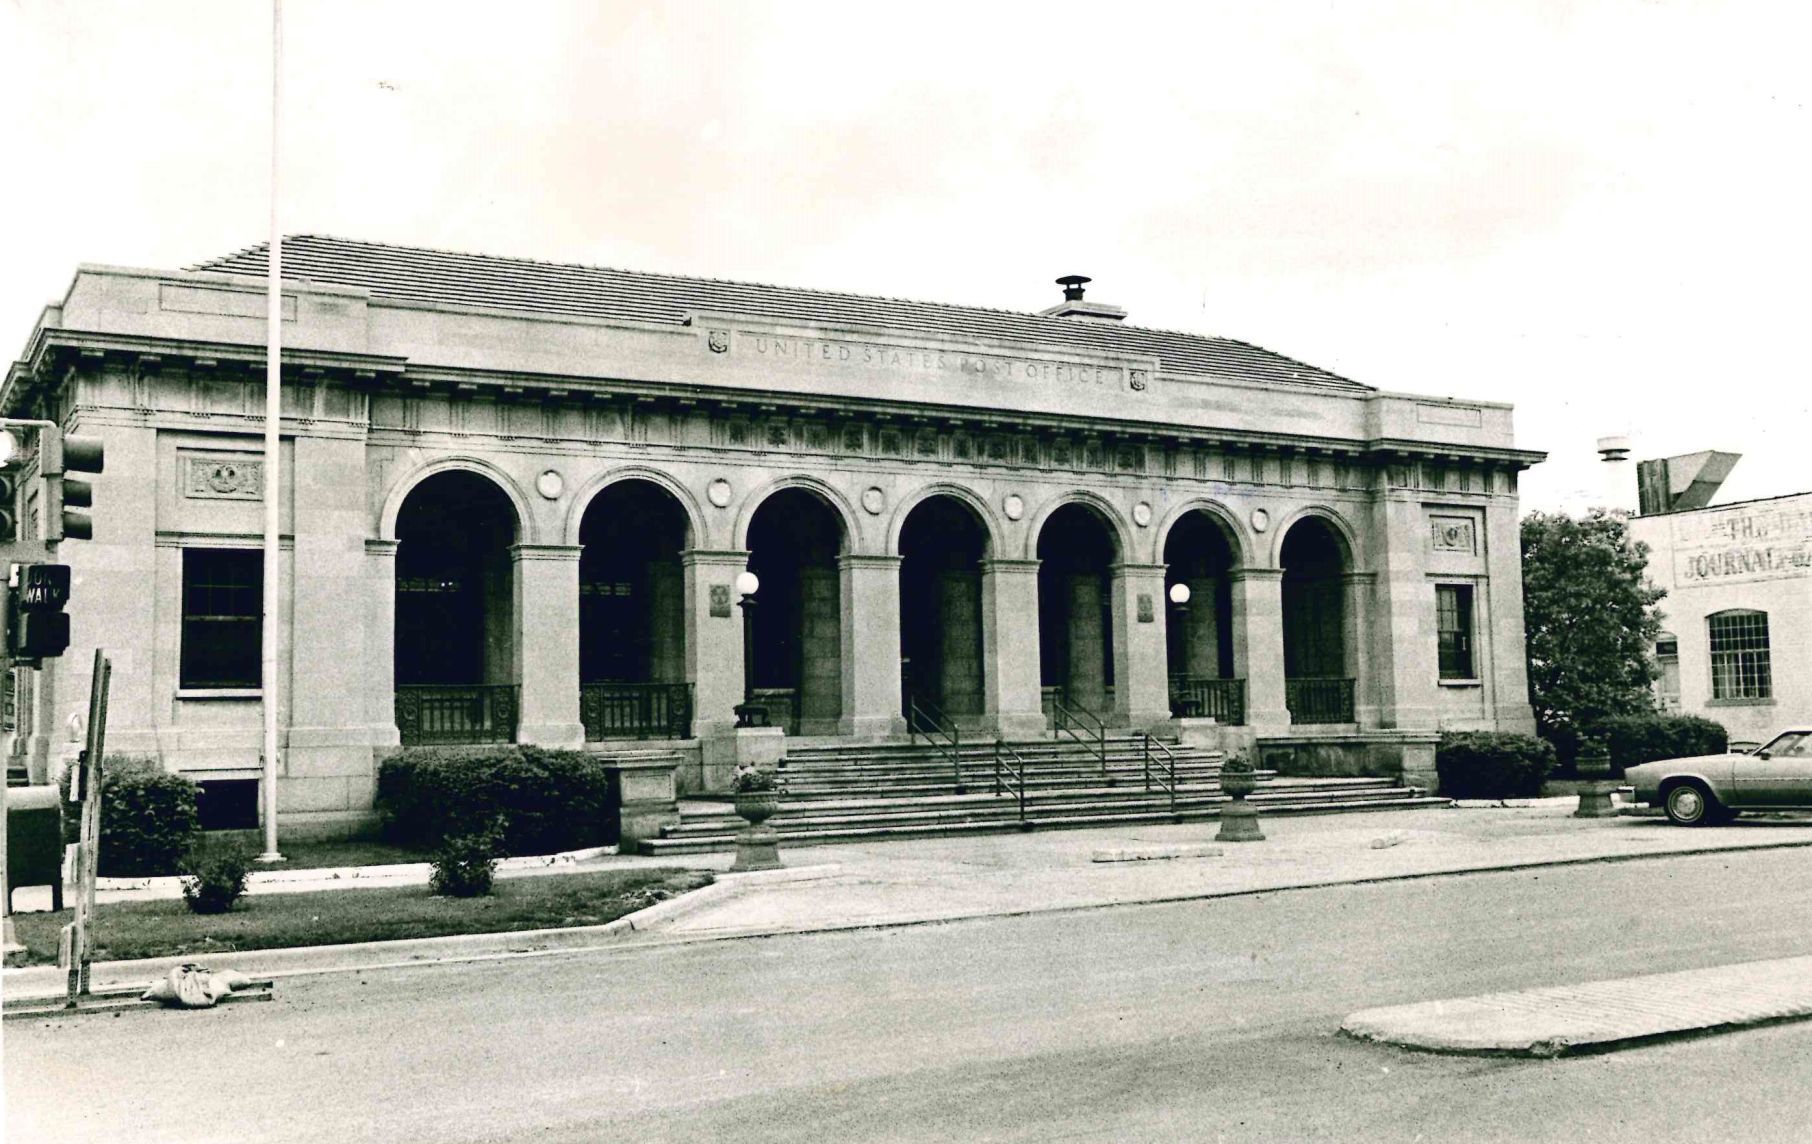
[258,0,284,863]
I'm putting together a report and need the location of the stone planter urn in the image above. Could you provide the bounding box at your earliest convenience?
[1574,744,1615,818]
[731,770,783,871]
[1216,756,1265,842]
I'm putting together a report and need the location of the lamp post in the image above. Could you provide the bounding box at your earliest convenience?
[733,570,767,728]
[1167,582,1194,718]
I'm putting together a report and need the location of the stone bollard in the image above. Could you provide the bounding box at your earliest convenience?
[731,785,783,872]
[1215,756,1265,843]
[1573,748,1616,819]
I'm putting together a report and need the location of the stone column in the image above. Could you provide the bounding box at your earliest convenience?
[1343,571,1379,728]
[364,540,402,748]
[1231,568,1290,734]
[1066,573,1108,714]
[681,549,751,741]
[839,554,906,739]
[1109,563,1172,730]
[980,559,1045,738]
[511,544,584,748]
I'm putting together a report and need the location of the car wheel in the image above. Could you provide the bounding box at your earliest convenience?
[1664,783,1715,827]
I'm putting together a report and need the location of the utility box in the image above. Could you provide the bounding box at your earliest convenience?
[7,784,64,911]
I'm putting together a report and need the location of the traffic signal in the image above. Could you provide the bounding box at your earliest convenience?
[42,429,104,542]
[7,562,72,662]
[0,471,15,544]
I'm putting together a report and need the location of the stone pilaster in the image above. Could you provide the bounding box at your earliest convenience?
[838,554,906,739]
[980,559,1046,738]
[1109,563,1172,730]
[1484,501,1538,733]
[510,544,584,747]
[364,540,402,747]
[1231,568,1290,734]
[682,550,752,741]
[1343,571,1379,728]
[1367,497,1440,731]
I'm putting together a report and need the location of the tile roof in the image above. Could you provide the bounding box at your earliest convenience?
[193,235,1373,393]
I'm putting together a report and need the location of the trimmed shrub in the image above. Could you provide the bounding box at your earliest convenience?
[376,746,616,856]
[181,847,255,914]
[429,824,502,898]
[1436,732,1556,799]
[1595,714,1728,777]
[58,756,203,877]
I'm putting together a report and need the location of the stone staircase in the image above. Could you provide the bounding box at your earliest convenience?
[640,733,1446,854]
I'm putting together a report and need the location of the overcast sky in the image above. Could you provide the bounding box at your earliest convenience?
[3,0,1805,515]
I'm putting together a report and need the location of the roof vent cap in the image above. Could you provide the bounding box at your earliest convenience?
[1040,274,1126,323]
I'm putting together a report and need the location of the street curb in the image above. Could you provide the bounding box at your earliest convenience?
[0,863,839,1003]
[649,835,1812,945]
[1339,954,1812,1057]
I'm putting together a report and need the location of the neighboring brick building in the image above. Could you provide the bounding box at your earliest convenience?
[3,237,1543,836]
[1631,486,1812,747]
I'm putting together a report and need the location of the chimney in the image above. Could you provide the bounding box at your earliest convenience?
[1039,274,1127,322]
[1595,435,1633,513]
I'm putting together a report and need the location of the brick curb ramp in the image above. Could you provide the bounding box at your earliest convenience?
[1341,954,1812,1057]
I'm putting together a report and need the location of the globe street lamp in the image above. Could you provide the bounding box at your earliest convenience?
[733,570,767,728]
[1167,581,1196,718]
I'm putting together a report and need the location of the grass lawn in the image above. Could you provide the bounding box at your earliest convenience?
[12,867,711,966]
[250,838,430,870]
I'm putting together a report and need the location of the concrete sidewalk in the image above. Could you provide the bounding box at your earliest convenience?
[1342,954,1812,1056]
[11,803,1812,1010]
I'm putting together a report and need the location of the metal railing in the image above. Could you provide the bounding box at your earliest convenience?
[395,684,519,746]
[992,738,1029,826]
[1051,693,1109,782]
[1285,677,1356,724]
[1168,677,1247,725]
[580,681,693,741]
[908,697,964,793]
[1140,733,1180,818]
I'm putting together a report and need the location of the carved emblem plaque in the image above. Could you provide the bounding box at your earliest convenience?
[709,584,732,617]
[185,456,263,500]
[1430,517,1477,554]
[1137,593,1155,623]
[708,330,730,353]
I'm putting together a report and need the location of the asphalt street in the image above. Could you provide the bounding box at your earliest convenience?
[10,847,1812,1143]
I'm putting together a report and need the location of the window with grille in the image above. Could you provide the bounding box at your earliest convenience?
[1436,584,1475,680]
[1708,610,1771,700]
[181,548,262,689]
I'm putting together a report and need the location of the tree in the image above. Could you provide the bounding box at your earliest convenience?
[1520,509,1665,749]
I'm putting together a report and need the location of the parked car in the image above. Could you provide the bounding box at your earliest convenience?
[1626,729,1812,826]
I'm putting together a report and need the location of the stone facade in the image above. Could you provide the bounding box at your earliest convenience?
[2,240,1541,835]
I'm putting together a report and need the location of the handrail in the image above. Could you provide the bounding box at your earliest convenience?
[1051,693,1109,782]
[992,738,1029,826]
[908,697,964,793]
[1140,732,1179,818]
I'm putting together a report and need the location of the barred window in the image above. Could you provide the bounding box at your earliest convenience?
[1708,610,1771,700]
[181,548,262,689]
[1436,584,1475,680]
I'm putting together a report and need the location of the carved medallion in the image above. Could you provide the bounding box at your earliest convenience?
[862,487,886,515]
[707,478,733,508]
[708,330,730,354]
[1137,594,1155,623]
[1430,517,1477,554]
[185,456,263,500]
[1003,494,1025,522]
[709,584,733,617]
[1132,502,1153,528]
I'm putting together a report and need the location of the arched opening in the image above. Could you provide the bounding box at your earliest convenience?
[1036,503,1118,720]
[1280,516,1352,724]
[899,496,988,726]
[746,488,846,735]
[394,470,519,744]
[1163,511,1240,722]
[578,480,691,740]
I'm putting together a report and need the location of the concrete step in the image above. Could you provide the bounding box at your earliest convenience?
[659,783,1420,837]
[641,794,1449,853]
